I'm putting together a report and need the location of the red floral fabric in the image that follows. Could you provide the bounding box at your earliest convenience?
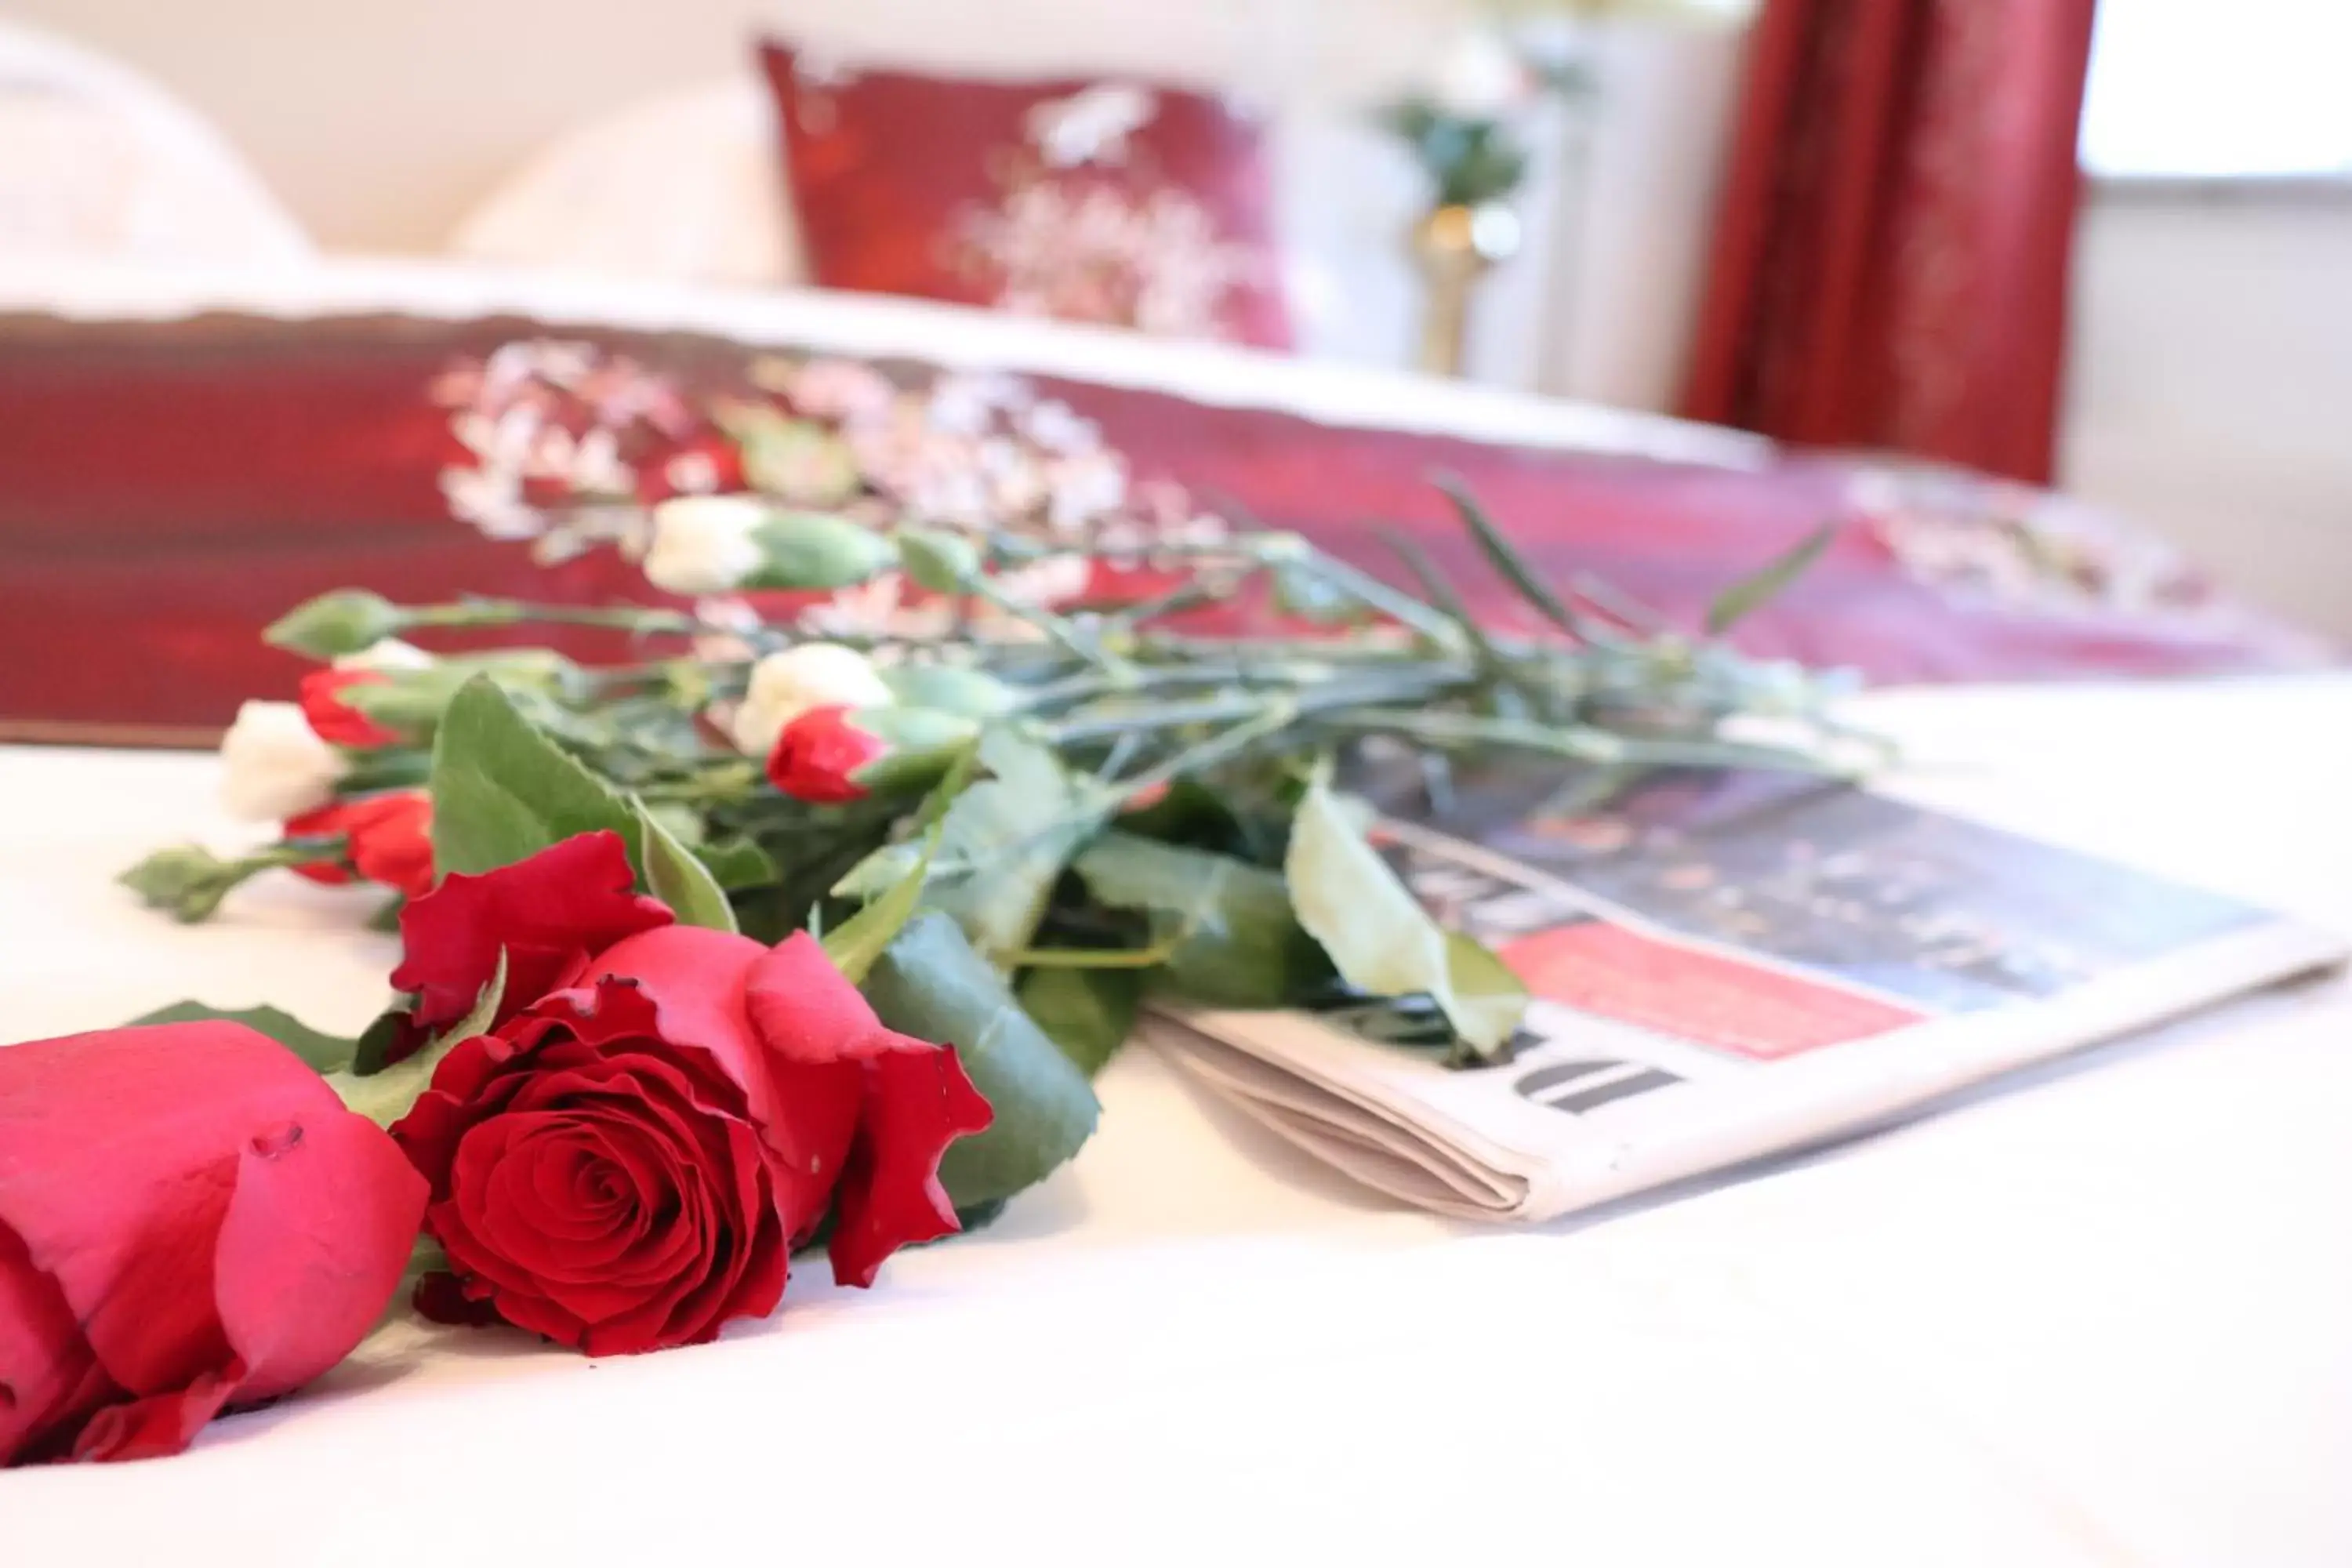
[0,313,2328,743]
[757,42,1294,350]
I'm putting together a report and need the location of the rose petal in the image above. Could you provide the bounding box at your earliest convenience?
[745,935,994,1287]
[825,1044,994,1287]
[69,1366,243,1465]
[210,1107,427,1405]
[0,1027,298,1392]
[0,1219,108,1466]
[392,833,672,1029]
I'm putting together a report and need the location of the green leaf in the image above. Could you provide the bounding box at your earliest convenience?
[1436,474,1606,644]
[1283,772,1524,1058]
[1073,833,1319,1007]
[862,914,1101,1210]
[329,951,506,1127]
[1379,526,1510,681]
[1706,524,1837,637]
[1443,931,1530,1056]
[437,949,510,1048]
[822,819,943,985]
[349,1005,412,1076]
[695,835,779,891]
[428,676,642,878]
[925,728,1097,963]
[633,800,739,933]
[1017,966,1143,1079]
[127,1002,358,1075]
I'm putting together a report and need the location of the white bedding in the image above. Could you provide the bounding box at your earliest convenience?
[4,677,2349,1565]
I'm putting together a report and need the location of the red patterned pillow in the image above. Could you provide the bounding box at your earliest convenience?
[757,42,1294,350]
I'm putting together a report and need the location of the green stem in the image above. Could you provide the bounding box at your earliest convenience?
[405,599,711,637]
[1115,697,1301,803]
[1316,707,1863,777]
[1287,550,1468,652]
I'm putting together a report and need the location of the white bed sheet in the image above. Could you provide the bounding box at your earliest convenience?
[2,676,2349,1566]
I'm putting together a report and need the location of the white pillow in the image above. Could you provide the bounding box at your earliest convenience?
[0,20,311,264]
[449,79,803,290]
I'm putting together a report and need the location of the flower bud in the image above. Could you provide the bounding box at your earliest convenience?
[219,700,349,822]
[264,590,405,659]
[645,497,896,595]
[764,706,892,804]
[332,637,436,673]
[764,705,978,804]
[881,664,1021,720]
[744,510,899,591]
[285,791,437,898]
[298,670,404,749]
[730,644,896,759]
[895,528,982,594]
[643,495,771,594]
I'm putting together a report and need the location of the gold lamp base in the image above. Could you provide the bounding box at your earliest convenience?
[1410,201,1523,379]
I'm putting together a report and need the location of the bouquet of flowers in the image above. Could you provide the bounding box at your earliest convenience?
[5,353,1861,1468]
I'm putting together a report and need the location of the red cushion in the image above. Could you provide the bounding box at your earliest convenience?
[757,42,1294,350]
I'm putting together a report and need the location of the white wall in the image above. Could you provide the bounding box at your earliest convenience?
[2061,191,2352,637]
[1,0,771,249]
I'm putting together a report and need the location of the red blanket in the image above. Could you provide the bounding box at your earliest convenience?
[0,311,2321,740]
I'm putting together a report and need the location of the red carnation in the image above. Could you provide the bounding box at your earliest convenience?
[766,705,890,803]
[286,791,437,898]
[297,670,401,750]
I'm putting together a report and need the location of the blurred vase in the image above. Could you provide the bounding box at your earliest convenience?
[1410,201,1523,378]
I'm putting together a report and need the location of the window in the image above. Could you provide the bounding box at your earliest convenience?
[2079,1,2352,178]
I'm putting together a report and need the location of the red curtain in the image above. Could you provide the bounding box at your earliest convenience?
[1681,0,2100,484]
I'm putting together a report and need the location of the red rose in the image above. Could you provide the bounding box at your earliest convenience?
[390,921,992,1355]
[390,831,672,1033]
[766,705,889,803]
[286,791,437,898]
[0,1022,426,1466]
[297,669,401,749]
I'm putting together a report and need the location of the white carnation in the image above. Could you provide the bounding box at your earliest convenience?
[644,495,771,594]
[332,637,436,673]
[218,700,349,822]
[730,644,895,758]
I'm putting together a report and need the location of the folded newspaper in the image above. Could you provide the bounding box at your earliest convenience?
[1147,760,2347,1221]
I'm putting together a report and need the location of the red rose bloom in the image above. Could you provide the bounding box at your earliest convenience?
[286,791,437,898]
[298,669,402,749]
[0,1022,426,1466]
[390,831,672,1033]
[767,705,889,803]
[390,875,992,1352]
